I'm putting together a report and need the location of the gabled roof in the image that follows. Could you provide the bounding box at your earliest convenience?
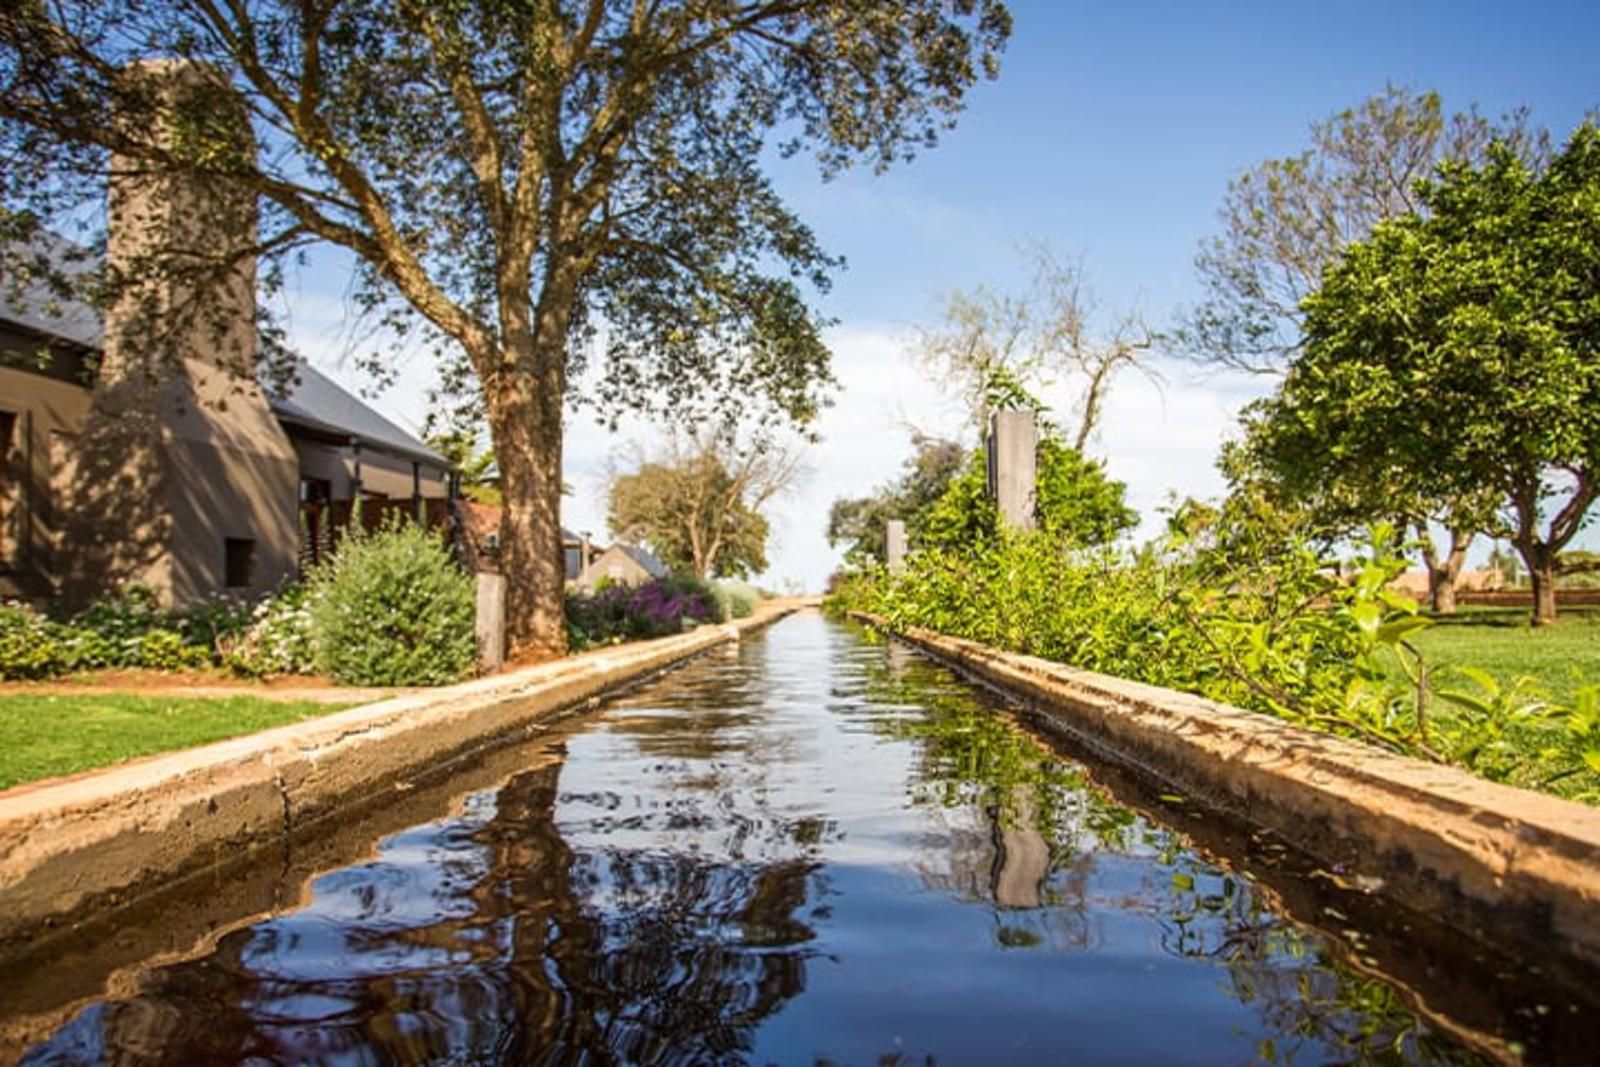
[617,543,670,579]
[0,234,446,468]
[267,362,447,466]
[0,232,103,350]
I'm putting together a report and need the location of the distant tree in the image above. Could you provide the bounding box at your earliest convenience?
[1285,124,1600,625]
[1182,86,1550,608]
[607,433,805,580]
[826,432,966,564]
[916,246,1156,451]
[0,0,1012,657]
[1180,85,1547,376]
[1229,406,1503,614]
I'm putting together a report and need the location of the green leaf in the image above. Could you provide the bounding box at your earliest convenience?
[1376,616,1432,644]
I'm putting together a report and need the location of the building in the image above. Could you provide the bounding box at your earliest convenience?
[452,500,597,582]
[574,543,670,590]
[0,265,453,606]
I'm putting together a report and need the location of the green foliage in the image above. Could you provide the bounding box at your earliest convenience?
[1181,84,1548,374]
[426,430,500,506]
[308,520,478,686]
[920,438,1137,553]
[714,580,761,620]
[0,603,67,680]
[225,584,318,678]
[827,433,967,564]
[609,433,804,580]
[836,518,1600,803]
[1275,122,1600,618]
[565,575,724,651]
[0,588,242,679]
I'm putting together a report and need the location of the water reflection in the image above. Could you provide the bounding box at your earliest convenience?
[19,615,1568,1064]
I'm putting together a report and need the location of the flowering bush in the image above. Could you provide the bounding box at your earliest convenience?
[0,589,220,679]
[225,584,318,678]
[566,574,723,650]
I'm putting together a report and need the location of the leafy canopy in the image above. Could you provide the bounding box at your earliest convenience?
[1263,122,1600,617]
[0,0,1013,430]
[607,433,803,580]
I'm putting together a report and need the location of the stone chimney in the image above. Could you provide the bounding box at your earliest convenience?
[61,60,300,608]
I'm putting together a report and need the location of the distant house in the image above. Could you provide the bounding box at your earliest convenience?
[574,543,670,590]
[456,500,598,582]
[0,263,454,605]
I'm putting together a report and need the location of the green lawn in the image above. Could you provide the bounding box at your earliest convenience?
[0,694,353,791]
[1384,607,1600,803]
[1410,605,1600,701]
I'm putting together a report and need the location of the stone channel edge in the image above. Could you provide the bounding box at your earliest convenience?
[0,600,813,953]
[850,612,1600,977]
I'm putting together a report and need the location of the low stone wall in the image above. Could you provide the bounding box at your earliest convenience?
[854,614,1600,976]
[0,602,809,953]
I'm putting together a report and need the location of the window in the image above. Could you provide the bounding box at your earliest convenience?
[225,538,255,588]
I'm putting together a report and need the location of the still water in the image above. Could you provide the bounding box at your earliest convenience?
[12,614,1581,1064]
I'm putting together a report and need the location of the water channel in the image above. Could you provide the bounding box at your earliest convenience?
[6,614,1593,1065]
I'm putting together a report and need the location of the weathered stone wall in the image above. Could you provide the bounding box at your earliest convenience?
[854,614,1600,978]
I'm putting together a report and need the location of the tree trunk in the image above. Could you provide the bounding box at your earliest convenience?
[1514,539,1560,627]
[1422,527,1470,615]
[485,349,569,661]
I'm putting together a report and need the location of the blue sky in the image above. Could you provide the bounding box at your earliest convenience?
[296,1,1600,590]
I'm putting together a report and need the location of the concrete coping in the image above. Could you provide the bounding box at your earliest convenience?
[0,601,812,954]
[851,613,1600,978]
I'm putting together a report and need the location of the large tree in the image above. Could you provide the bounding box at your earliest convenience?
[607,432,803,579]
[1280,125,1600,625]
[1180,86,1549,610]
[0,1,1011,656]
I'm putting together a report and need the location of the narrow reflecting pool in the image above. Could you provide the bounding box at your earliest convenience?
[12,614,1591,1065]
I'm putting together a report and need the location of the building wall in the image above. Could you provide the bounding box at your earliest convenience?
[574,545,654,591]
[161,360,300,602]
[0,342,92,600]
[290,437,449,501]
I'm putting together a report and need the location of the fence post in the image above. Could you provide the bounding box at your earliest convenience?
[476,572,506,671]
[989,410,1037,532]
[886,519,907,575]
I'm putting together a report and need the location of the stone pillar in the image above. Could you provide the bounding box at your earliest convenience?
[989,410,1037,532]
[886,519,907,575]
[476,572,507,671]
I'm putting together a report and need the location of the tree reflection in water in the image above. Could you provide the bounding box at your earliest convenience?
[24,672,829,1065]
[20,619,1516,1066]
[867,638,1481,1066]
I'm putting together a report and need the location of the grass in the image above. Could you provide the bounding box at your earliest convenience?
[1409,605,1600,702]
[0,693,353,791]
[1383,606,1600,803]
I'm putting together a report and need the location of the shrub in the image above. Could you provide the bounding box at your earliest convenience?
[566,574,723,650]
[180,593,255,658]
[0,603,67,679]
[136,628,212,672]
[837,523,1600,802]
[714,580,760,620]
[308,519,478,686]
[226,584,318,678]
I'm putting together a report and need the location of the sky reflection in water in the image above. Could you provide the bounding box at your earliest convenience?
[23,615,1489,1066]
